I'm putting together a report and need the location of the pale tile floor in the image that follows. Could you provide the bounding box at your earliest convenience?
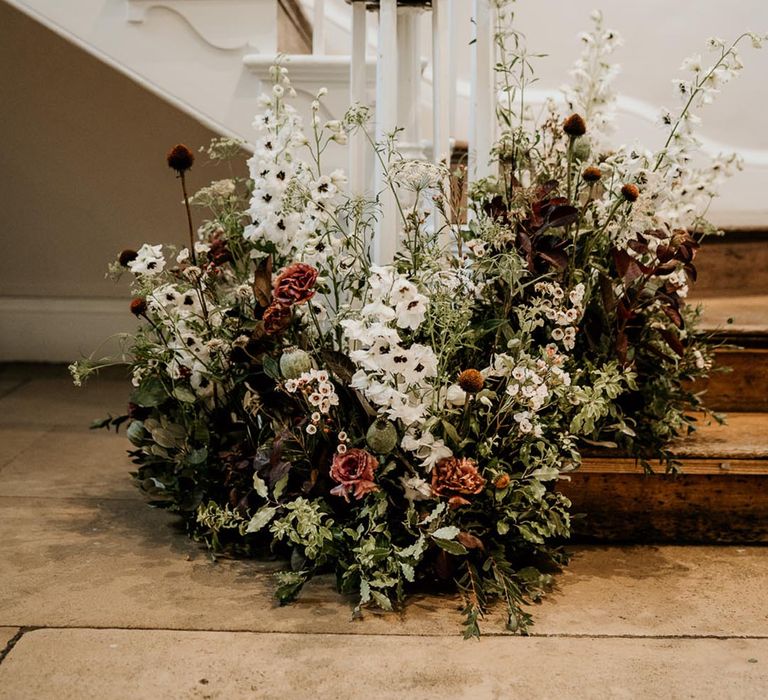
[0,365,767,699]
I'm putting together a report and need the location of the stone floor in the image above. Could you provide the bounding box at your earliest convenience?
[0,364,767,699]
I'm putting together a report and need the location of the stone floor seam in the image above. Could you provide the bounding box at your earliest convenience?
[0,628,34,667]
[4,624,768,641]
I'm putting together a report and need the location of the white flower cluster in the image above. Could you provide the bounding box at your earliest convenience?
[389,159,447,193]
[128,244,166,277]
[563,10,623,143]
[285,368,339,417]
[342,266,437,429]
[245,78,346,265]
[532,281,585,351]
[489,351,572,437]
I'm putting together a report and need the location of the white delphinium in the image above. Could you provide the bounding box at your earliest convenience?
[563,10,623,145]
[128,244,166,276]
[342,266,438,437]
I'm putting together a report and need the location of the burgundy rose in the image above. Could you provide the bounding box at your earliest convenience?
[431,457,486,508]
[209,236,232,266]
[330,448,379,501]
[263,303,292,335]
[273,263,318,306]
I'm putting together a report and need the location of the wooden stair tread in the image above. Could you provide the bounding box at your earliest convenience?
[696,294,768,336]
[579,412,768,475]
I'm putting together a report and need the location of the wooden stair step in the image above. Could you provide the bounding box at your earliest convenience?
[697,294,768,341]
[688,295,768,411]
[559,413,768,543]
[693,230,768,298]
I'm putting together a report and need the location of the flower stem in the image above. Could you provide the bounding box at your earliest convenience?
[179,172,197,265]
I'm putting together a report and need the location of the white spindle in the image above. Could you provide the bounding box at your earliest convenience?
[374,0,398,264]
[447,0,457,143]
[431,0,450,168]
[313,0,326,55]
[396,8,422,159]
[349,1,367,195]
[469,0,494,182]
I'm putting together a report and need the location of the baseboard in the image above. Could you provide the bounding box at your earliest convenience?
[0,296,137,363]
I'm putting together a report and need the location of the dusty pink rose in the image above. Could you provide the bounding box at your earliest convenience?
[273,263,318,306]
[330,448,379,501]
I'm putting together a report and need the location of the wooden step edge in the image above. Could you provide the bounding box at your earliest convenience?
[575,457,768,476]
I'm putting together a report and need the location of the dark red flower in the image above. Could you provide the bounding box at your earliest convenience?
[563,114,587,137]
[166,144,195,173]
[130,297,148,316]
[262,303,292,335]
[431,457,486,505]
[330,448,379,501]
[273,263,318,306]
[119,249,138,267]
[209,236,232,266]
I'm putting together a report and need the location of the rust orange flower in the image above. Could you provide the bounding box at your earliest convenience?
[457,369,484,393]
[431,457,486,506]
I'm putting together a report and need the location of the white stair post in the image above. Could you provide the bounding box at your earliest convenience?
[373,0,399,264]
[349,0,367,195]
[396,7,424,161]
[431,0,451,169]
[312,0,326,55]
[469,0,495,183]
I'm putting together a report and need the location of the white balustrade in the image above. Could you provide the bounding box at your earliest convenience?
[469,0,495,183]
[312,0,326,55]
[341,0,493,261]
[373,0,399,264]
[349,1,367,195]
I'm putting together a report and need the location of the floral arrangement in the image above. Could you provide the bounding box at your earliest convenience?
[72,7,766,636]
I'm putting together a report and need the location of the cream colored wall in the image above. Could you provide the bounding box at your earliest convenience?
[0,2,248,361]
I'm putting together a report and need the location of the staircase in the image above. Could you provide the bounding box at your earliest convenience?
[561,230,768,543]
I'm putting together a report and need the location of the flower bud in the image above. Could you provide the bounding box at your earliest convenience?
[130,297,147,316]
[563,114,587,137]
[366,419,398,454]
[119,249,138,267]
[572,136,591,161]
[621,183,640,202]
[494,473,511,489]
[458,369,484,394]
[279,347,313,379]
[166,144,195,173]
[582,166,602,183]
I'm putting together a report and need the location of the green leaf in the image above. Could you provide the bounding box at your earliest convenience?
[400,562,415,582]
[441,420,461,447]
[263,355,280,381]
[188,447,208,465]
[172,386,197,403]
[246,506,277,534]
[126,421,146,447]
[253,473,269,499]
[432,537,468,556]
[370,590,393,611]
[431,525,460,541]
[131,378,167,407]
[273,474,289,501]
